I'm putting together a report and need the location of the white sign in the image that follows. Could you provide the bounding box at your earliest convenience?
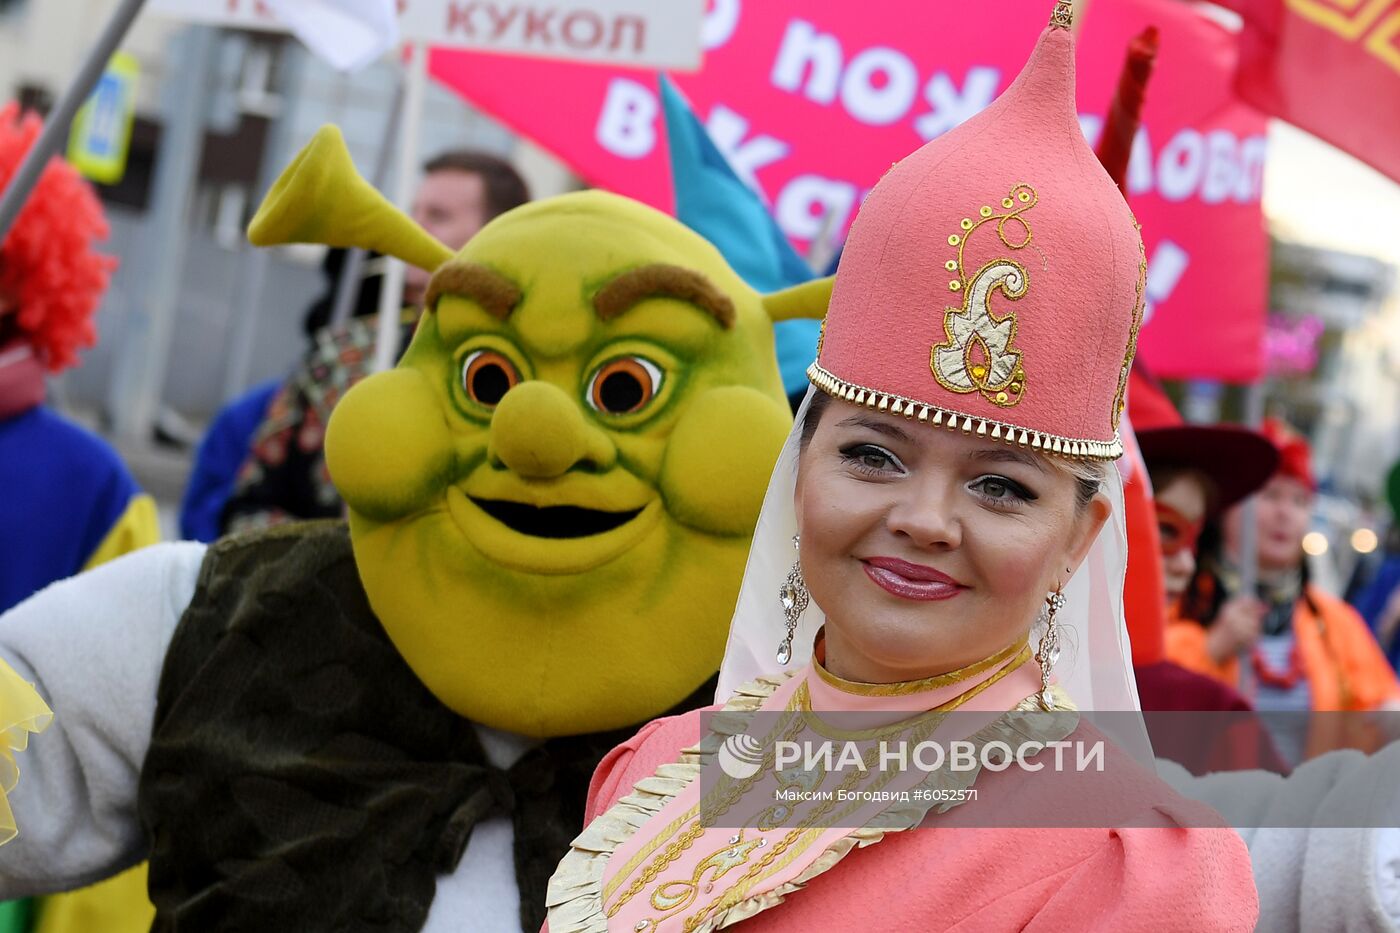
[149,0,706,70]
[399,0,704,70]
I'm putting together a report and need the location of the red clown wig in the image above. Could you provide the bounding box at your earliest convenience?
[0,102,117,372]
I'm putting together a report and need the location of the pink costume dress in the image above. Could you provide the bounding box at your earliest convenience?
[550,646,1259,931]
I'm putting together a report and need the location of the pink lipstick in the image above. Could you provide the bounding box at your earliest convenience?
[861,557,967,602]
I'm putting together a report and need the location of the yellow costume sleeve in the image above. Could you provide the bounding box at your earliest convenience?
[80,494,160,571]
[29,493,160,933]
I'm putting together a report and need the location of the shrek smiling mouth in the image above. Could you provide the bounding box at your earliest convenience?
[469,497,645,539]
[445,484,662,574]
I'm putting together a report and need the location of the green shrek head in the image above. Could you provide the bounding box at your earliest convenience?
[250,127,830,738]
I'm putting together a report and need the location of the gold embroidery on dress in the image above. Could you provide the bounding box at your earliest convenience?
[648,835,769,914]
[604,689,806,916]
[684,755,888,930]
[930,184,1037,408]
[545,678,1078,933]
[653,654,1033,931]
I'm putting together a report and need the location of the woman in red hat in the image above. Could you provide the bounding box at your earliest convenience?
[1117,368,1288,775]
[1122,371,1279,689]
[545,6,1258,930]
[1171,419,1400,744]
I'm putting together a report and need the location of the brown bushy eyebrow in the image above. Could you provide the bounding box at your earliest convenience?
[836,416,914,444]
[593,263,735,329]
[425,261,522,319]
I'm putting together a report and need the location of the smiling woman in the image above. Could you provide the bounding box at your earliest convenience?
[546,4,1259,931]
[795,393,1110,684]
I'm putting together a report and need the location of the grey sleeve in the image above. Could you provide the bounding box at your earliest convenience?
[0,542,206,896]
[1158,745,1400,933]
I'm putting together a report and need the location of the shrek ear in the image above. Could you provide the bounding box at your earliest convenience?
[762,276,833,322]
[249,125,453,273]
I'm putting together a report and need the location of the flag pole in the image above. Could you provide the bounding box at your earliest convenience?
[0,0,148,241]
[372,41,429,374]
[330,74,407,329]
[1237,378,1267,695]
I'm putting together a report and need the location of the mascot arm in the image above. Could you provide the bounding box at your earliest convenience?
[1156,747,1400,932]
[0,542,205,896]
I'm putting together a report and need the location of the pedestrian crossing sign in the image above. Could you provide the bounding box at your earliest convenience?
[67,52,139,185]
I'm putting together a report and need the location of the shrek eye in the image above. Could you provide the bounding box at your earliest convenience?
[462,350,520,406]
[587,357,663,415]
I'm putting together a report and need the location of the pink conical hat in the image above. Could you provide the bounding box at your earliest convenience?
[812,1,1144,460]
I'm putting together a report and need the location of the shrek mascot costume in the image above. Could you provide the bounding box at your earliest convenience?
[0,127,830,932]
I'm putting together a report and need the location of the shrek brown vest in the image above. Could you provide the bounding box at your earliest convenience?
[138,521,712,932]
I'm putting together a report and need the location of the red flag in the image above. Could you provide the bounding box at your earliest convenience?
[1218,0,1400,181]
[1095,27,1160,196]
[431,0,1268,381]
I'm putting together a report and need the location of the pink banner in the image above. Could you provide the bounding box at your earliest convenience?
[432,0,1268,382]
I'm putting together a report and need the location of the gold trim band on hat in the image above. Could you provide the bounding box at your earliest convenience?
[1050,1,1074,29]
[813,633,1031,697]
[807,362,1124,461]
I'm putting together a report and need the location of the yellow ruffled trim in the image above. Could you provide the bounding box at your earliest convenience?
[547,678,1075,932]
[0,659,53,846]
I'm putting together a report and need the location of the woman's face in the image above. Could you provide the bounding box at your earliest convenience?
[1224,474,1312,573]
[1155,472,1209,603]
[795,399,1110,684]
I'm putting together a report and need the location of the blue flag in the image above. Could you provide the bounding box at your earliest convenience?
[659,76,821,398]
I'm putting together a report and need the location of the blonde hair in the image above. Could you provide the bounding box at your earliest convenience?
[1055,456,1110,512]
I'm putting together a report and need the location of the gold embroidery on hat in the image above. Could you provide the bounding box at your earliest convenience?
[930,183,1037,408]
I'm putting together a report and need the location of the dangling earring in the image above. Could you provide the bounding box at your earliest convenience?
[777,534,809,665]
[1036,585,1066,710]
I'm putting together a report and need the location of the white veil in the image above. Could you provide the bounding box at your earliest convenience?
[717,387,1150,756]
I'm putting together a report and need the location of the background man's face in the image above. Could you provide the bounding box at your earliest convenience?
[404,169,490,305]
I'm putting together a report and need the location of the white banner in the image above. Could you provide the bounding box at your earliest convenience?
[149,0,706,70]
[149,0,287,32]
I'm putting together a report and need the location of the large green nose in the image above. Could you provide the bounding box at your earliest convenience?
[490,381,615,478]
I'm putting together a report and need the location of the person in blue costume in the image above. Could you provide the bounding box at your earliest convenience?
[0,407,156,609]
[177,379,281,542]
[0,99,158,611]
[0,101,158,933]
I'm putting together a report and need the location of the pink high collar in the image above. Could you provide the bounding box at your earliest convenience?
[805,630,1040,729]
